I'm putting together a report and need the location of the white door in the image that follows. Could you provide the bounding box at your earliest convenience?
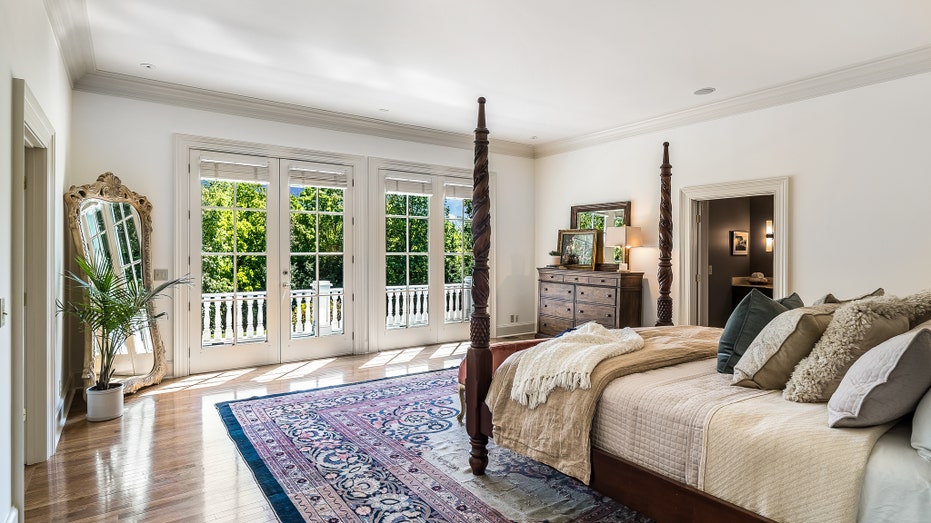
[378,170,472,350]
[189,151,354,373]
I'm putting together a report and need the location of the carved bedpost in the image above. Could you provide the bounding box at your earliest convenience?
[655,142,674,326]
[467,97,492,474]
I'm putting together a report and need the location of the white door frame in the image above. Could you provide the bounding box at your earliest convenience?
[11,78,60,517]
[174,135,365,377]
[679,176,789,325]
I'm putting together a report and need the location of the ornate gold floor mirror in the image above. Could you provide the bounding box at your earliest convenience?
[65,173,167,394]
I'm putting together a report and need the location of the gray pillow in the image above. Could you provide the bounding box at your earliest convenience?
[784,296,910,403]
[911,385,931,461]
[813,288,884,305]
[828,324,931,427]
[717,289,788,374]
[733,304,837,390]
[777,292,804,310]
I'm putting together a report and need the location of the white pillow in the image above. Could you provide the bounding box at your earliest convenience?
[912,385,931,461]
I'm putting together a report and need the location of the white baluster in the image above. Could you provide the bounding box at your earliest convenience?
[213,297,223,342]
[256,295,266,338]
[202,301,210,343]
[245,297,255,339]
[224,295,234,342]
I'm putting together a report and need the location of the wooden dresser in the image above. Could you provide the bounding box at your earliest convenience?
[537,268,643,337]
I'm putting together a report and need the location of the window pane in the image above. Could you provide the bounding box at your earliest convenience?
[236,182,267,210]
[289,185,317,211]
[236,255,266,292]
[290,213,316,254]
[386,255,406,286]
[410,218,428,252]
[236,210,267,253]
[202,180,234,207]
[385,194,406,215]
[290,255,316,290]
[444,255,463,284]
[202,210,234,252]
[409,255,428,286]
[444,220,463,252]
[318,214,344,252]
[319,255,344,288]
[409,195,429,217]
[463,221,473,251]
[319,188,344,213]
[202,255,234,293]
[385,218,406,252]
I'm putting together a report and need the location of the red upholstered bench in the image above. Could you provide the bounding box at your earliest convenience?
[456,338,547,422]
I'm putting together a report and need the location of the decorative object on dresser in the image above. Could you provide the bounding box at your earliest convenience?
[603,225,643,271]
[537,268,643,337]
[547,250,561,266]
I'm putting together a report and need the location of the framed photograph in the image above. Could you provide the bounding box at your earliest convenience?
[557,229,600,270]
[730,230,749,256]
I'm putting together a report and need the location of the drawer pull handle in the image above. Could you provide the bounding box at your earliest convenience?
[567,308,572,312]
[579,291,585,295]
[579,309,584,314]
[567,290,572,294]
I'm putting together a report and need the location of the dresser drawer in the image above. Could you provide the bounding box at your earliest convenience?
[563,273,590,285]
[539,282,574,299]
[575,285,617,306]
[538,315,572,336]
[539,271,565,282]
[575,303,617,326]
[585,274,620,286]
[540,297,574,319]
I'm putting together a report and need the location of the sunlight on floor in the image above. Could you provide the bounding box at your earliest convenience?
[144,368,257,395]
[252,358,336,383]
[360,347,425,368]
[429,342,469,358]
[289,374,345,391]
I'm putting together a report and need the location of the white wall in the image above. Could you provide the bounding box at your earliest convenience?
[0,0,73,518]
[70,92,537,371]
[536,72,931,325]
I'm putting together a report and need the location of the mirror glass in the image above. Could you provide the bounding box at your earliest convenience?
[570,201,631,264]
[65,173,166,394]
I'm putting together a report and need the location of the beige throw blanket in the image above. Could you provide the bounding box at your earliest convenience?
[511,322,644,409]
[702,393,892,523]
[487,325,721,483]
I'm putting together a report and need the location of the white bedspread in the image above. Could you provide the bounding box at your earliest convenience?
[511,322,643,409]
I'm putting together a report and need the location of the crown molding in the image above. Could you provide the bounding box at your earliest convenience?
[43,0,95,85]
[73,71,535,158]
[536,45,931,158]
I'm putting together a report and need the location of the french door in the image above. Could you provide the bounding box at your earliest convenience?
[377,168,473,350]
[188,150,354,373]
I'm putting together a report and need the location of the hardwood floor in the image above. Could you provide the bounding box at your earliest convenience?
[23,340,486,522]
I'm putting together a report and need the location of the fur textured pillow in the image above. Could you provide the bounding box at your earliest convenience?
[904,289,931,328]
[783,295,910,403]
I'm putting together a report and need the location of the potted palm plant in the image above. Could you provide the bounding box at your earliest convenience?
[59,255,189,421]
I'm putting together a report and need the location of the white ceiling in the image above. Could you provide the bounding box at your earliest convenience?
[51,0,931,154]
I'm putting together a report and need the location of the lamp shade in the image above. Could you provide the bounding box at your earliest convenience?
[604,226,643,248]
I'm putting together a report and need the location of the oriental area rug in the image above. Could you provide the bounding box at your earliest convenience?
[217,368,651,523]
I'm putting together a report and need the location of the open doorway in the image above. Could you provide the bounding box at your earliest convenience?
[701,196,774,327]
[679,177,788,326]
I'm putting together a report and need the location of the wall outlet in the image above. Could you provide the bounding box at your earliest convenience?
[509,314,519,323]
[154,269,169,280]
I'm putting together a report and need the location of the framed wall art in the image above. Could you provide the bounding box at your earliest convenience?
[730,230,749,256]
[557,229,600,270]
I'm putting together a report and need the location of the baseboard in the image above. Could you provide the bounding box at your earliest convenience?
[494,322,536,338]
[3,506,19,523]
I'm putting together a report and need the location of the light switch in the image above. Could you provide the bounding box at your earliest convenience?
[154,269,169,280]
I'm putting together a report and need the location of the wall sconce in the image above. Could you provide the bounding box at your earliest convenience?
[604,226,643,271]
[765,220,774,252]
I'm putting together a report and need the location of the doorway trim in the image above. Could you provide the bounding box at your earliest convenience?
[679,176,789,325]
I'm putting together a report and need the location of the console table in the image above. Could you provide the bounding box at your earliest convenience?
[537,268,643,337]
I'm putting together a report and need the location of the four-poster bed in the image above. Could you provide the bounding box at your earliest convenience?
[463,98,770,522]
[460,98,931,523]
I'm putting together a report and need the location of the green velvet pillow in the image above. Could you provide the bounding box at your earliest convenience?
[777,292,804,310]
[717,289,789,374]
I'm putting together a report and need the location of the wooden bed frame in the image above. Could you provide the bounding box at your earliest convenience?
[464,98,772,523]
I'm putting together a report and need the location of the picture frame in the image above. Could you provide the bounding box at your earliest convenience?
[730,230,749,256]
[557,229,600,270]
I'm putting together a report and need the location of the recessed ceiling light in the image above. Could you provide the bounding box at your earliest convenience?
[694,87,716,95]
[140,62,155,70]
[378,108,389,112]
[530,136,538,140]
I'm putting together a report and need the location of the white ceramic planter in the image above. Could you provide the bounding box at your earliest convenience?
[86,382,124,422]
[550,256,561,266]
